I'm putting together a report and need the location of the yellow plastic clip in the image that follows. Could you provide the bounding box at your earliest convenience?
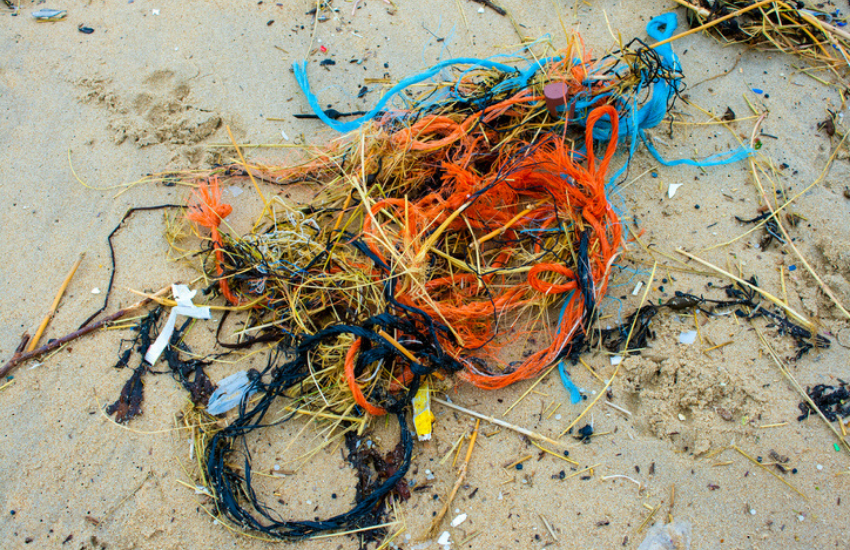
[412,380,435,441]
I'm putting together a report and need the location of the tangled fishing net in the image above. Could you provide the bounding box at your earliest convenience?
[116,14,751,541]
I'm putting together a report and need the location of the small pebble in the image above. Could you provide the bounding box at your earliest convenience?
[555,414,562,420]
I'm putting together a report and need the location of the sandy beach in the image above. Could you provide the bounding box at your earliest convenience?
[1,1,849,549]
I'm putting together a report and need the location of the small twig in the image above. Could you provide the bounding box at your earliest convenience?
[429,419,479,537]
[0,286,171,379]
[601,474,643,491]
[637,505,659,533]
[503,363,557,416]
[470,0,506,16]
[732,445,808,499]
[530,440,579,465]
[434,397,566,448]
[539,514,558,542]
[27,253,85,352]
[604,400,633,416]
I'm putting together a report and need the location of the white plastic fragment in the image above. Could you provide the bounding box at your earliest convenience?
[637,521,692,550]
[678,331,697,345]
[207,370,257,415]
[91,287,101,294]
[667,183,683,198]
[451,513,467,527]
[281,129,290,141]
[144,284,211,365]
[228,185,243,198]
[610,355,623,366]
[152,8,160,15]
[477,6,485,12]
[437,531,451,546]
[632,281,643,296]
[32,9,67,20]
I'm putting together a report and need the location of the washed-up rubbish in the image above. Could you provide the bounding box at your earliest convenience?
[87,12,766,542]
[144,284,210,366]
[678,0,850,70]
[637,520,692,550]
[32,8,66,21]
[206,370,257,416]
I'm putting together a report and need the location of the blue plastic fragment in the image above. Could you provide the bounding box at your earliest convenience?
[558,360,583,404]
[752,88,764,95]
[789,265,797,271]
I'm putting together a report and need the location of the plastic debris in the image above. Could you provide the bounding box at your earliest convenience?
[667,183,683,198]
[637,521,692,550]
[207,370,257,416]
[437,531,451,547]
[32,9,67,21]
[144,284,211,365]
[558,360,582,404]
[450,513,467,527]
[412,381,435,441]
[678,331,697,345]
